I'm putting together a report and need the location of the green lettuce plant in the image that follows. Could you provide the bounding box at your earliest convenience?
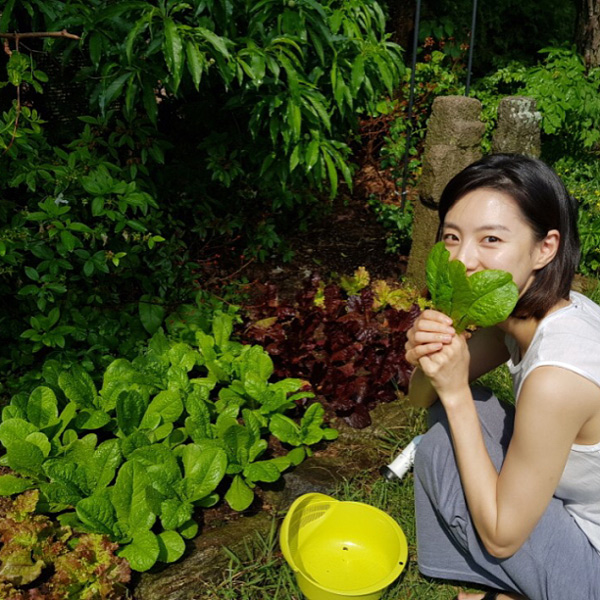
[426,242,519,332]
[0,314,336,572]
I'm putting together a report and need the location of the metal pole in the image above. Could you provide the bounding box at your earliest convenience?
[465,0,477,95]
[400,0,421,209]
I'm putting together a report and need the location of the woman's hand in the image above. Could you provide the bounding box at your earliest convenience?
[405,309,456,366]
[419,332,471,399]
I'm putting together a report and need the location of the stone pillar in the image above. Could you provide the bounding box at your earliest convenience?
[492,96,541,157]
[406,96,485,290]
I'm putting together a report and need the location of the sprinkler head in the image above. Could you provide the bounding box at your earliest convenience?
[381,434,424,482]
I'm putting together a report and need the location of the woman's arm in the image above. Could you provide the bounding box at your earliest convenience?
[422,338,597,557]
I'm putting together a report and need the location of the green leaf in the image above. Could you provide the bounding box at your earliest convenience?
[142,80,158,124]
[160,498,194,531]
[178,518,198,539]
[3,394,27,421]
[241,408,261,445]
[286,99,302,142]
[157,530,186,563]
[374,54,394,94]
[448,259,471,324]
[142,390,183,427]
[460,270,519,330]
[60,230,79,252]
[0,418,39,449]
[269,414,301,446]
[125,14,150,64]
[168,343,198,371]
[26,387,58,428]
[163,18,184,90]
[322,150,338,198]
[198,26,230,59]
[305,139,320,170]
[116,390,147,435]
[150,422,173,441]
[25,266,39,281]
[286,446,306,466]
[129,444,179,474]
[351,54,365,93]
[58,367,97,409]
[87,439,122,492]
[186,40,204,90]
[425,242,519,332]
[222,424,250,467]
[74,409,112,431]
[43,458,81,486]
[323,428,338,441]
[243,460,280,483]
[224,474,254,511]
[25,432,51,458]
[111,460,155,532]
[212,312,233,350]
[290,144,301,172]
[101,72,134,111]
[299,402,328,444]
[39,481,83,507]
[118,529,160,572]
[179,445,227,502]
[120,430,151,456]
[89,31,103,69]
[426,242,452,315]
[6,440,45,477]
[76,491,117,536]
[185,416,212,444]
[0,0,16,33]
[139,295,165,334]
[0,474,34,496]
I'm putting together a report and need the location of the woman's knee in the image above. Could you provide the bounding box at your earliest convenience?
[414,419,454,482]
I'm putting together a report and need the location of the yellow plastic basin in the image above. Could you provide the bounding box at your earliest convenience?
[280,493,408,600]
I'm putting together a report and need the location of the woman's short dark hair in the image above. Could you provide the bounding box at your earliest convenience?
[437,153,580,320]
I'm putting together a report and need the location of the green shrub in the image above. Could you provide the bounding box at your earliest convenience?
[553,156,600,277]
[474,47,600,152]
[0,0,405,379]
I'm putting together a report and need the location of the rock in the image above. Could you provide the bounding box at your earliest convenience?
[406,96,485,290]
[492,96,541,157]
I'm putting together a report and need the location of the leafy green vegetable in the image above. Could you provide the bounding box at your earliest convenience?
[0,314,337,572]
[426,242,519,332]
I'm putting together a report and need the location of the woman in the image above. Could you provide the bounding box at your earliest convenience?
[405,154,600,600]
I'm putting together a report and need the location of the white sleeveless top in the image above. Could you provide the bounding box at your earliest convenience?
[506,291,600,554]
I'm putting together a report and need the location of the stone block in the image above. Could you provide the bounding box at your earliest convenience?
[492,96,541,157]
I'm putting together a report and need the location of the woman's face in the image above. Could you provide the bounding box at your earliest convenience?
[442,187,548,294]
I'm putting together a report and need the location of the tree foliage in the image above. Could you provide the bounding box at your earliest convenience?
[0,0,403,378]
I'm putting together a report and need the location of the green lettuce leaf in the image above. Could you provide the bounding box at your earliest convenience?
[426,242,519,332]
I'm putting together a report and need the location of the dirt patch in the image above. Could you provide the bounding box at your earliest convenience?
[241,191,409,301]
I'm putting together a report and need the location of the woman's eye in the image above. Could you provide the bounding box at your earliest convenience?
[442,233,459,242]
[484,236,500,243]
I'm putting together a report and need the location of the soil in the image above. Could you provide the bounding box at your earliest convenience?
[238,190,410,301]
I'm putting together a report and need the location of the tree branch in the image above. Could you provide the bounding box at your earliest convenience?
[0,30,80,41]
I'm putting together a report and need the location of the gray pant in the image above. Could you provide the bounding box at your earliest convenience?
[414,386,600,600]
